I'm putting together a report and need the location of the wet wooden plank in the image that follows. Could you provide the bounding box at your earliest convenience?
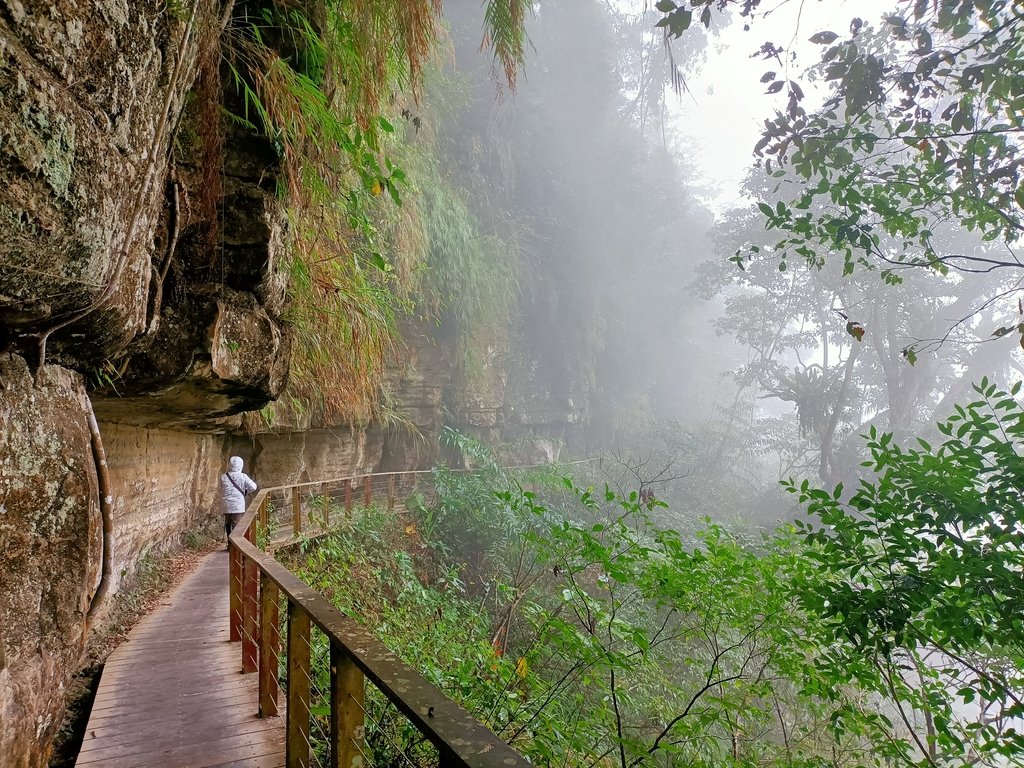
[88,683,258,715]
[212,755,288,768]
[76,733,285,768]
[75,551,285,767]
[85,690,258,723]
[77,715,274,760]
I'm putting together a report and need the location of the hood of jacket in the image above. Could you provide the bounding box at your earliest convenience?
[228,456,244,473]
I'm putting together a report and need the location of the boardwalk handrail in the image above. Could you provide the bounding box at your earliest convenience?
[227,469,533,768]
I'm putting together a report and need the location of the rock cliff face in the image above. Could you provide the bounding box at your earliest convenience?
[0,2,291,763]
[247,311,592,487]
[99,424,223,591]
[0,3,594,765]
[0,357,99,767]
[1,1,214,364]
[250,318,457,485]
[445,311,593,464]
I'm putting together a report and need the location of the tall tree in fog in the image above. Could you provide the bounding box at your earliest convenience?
[703,168,1015,484]
[438,0,715,439]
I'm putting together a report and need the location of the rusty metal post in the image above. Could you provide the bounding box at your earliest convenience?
[321,482,330,529]
[292,486,301,536]
[229,543,242,642]
[387,475,396,511]
[259,574,280,717]
[343,479,352,516]
[287,601,311,768]
[363,475,371,508]
[259,494,268,533]
[242,553,259,674]
[330,643,365,768]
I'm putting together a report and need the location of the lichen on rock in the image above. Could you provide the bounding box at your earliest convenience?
[0,355,99,768]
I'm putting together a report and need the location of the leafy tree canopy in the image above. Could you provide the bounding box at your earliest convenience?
[658,0,1024,280]
[788,378,1024,764]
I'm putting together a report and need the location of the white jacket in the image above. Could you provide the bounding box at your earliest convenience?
[220,456,257,515]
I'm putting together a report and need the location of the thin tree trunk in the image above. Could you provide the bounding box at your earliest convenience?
[85,398,114,628]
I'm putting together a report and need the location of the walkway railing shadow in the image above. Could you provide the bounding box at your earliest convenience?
[227,470,530,768]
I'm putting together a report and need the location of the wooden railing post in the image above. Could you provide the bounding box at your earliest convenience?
[287,601,312,768]
[259,494,268,532]
[229,543,242,642]
[321,482,330,529]
[330,643,365,768]
[221,473,540,768]
[259,573,280,717]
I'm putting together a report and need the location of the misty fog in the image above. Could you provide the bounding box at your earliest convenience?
[417,0,1018,532]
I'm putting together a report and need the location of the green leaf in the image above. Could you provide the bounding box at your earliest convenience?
[668,8,692,36]
[809,31,839,44]
[368,252,389,272]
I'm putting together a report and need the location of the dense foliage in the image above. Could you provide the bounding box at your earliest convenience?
[789,378,1024,765]
[291,394,1024,767]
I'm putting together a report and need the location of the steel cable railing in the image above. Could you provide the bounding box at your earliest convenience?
[227,469,530,768]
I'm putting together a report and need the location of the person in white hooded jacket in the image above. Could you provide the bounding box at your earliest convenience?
[221,456,257,543]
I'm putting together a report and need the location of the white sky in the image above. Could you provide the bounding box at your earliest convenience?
[662,0,894,212]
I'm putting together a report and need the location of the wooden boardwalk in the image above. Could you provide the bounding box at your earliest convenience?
[76,550,286,768]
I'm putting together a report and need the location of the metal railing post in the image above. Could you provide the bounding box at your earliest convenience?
[292,486,301,536]
[344,479,352,516]
[387,475,396,511]
[330,643,365,768]
[363,475,371,508]
[259,573,280,717]
[287,601,311,768]
[321,482,330,529]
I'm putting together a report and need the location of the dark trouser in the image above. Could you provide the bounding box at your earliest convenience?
[225,513,242,538]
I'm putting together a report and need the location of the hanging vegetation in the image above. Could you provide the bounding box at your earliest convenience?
[222,1,530,424]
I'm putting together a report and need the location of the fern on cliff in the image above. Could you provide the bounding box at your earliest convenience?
[222,2,432,423]
[222,1,529,423]
[283,248,399,425]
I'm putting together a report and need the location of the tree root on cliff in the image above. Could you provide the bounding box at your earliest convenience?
[84,397,113,628]
[144,165,185,338]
